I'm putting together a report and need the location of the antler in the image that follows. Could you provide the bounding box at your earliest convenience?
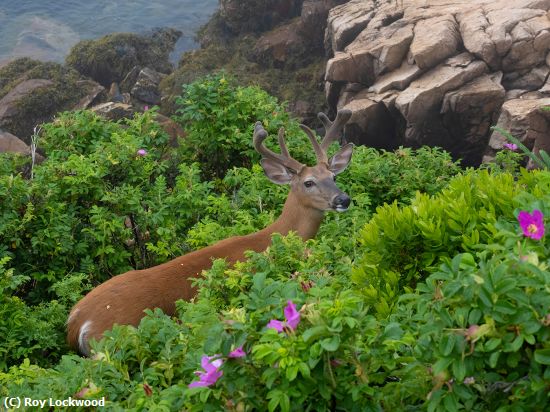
[253,122,304,173]
[298,109,352,165]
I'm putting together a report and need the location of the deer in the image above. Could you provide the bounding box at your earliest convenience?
[67,110,354,355]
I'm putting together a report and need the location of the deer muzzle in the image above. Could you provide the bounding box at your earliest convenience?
[332,193,351,212]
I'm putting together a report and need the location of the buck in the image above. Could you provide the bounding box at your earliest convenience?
[67,110,354,355]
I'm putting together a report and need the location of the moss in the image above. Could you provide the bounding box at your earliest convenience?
[66,32,176,86]
[0,59,89,141]
[0,58,41,98]
[160,33,326,118]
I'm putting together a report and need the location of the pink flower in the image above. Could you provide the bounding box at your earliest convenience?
[518,210,545,240]
[137,149,148,156]
[228,345,246,358]
[188,356,224,388]
[503,143,518,151]
[144,105,149,111]
[267,300,301,333]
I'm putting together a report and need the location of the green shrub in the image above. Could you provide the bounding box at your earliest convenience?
[352,169,550,317]
[0,77,475,409]
[174,73,314,180]
[401,250,550,411]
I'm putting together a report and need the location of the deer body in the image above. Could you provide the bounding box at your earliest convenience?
[67,111,353,355]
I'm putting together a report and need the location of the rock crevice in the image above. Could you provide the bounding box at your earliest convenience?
[325,0,550,166]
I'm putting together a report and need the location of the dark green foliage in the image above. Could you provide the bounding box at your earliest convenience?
[174,73,315,179]
[8,76,548,411]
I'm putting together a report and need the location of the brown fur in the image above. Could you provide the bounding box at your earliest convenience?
[67,186,336,354]
[67,115,353,355]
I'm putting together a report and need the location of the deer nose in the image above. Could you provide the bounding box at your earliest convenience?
[333,194,351,211]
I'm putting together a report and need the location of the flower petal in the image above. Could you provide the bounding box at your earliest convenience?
[532,209,544,225]
[518,211,532,227]
[228,346,246,358]
[284,300,300,330]
[267,319,284,332]
[203,369,223,386]
[201,356,223,373]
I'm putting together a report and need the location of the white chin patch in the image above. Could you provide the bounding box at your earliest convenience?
[335,206,348,212]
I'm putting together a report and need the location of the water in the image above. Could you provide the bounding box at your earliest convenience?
[0,0,219,66]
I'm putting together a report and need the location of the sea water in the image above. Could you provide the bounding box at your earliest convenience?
[0,0,218,65]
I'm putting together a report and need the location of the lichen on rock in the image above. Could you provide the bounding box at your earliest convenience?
[0,59,98,143]
[66,28,182,86]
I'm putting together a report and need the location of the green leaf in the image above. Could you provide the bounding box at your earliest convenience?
[452,360,466,382]
[440,334,456,357]
[320,335,341,352]
[534,349,550,365]
[302,326,329,343]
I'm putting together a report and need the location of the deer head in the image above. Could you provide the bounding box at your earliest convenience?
[253,110,353,213]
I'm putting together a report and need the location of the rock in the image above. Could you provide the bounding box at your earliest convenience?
[340,89,400,149]
[253,20,309,68]
[219,0,301,34]
[107,82,123,102]
[325,0,375,54]
[0,59,98,142]
[410,16,461,69]
[73,80,105,110]
[300,0,348,48]
[484,96,550,167]
[66,28,181,86]
[324,0,550,166]
[369,61,423,94]
[91,102,135,121]
[0,79,54,119]
[502,66,550,90]
[130,68,165,105]
[441,74,505,165]
[288,100,317,124]
[0,129,43,162]
[326,24,414,84]
[0,79,54,143]
[395,53,488,125]
[120,66,141,93]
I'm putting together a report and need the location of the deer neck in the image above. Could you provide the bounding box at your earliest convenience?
[262,191,324,241]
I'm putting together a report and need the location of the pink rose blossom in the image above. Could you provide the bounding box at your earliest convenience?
[267,300,301,333]
[188,355,224,388]
[518,210,545,240]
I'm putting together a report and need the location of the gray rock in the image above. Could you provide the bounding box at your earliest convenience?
[325,0,375,54]
[73,80,105,110]
[484,96,550,167]
[324,0,550,165]
[91,102,135,121]
[130,68,165,105]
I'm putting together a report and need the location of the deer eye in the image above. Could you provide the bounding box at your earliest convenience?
[304,180,315,188]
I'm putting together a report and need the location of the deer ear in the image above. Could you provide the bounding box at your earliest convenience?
[328,143,353,175]
[260,158,294,184]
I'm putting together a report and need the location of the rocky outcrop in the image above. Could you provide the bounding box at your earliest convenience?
[66,28,181,86]
[219,0,302,34]
[163,1,334,124]
[484,97,550,167]
[0,59,103,143]
[0,129,43,162]
[252,0,348,69]
[324,0,550,166]
[253,19,309,68]
[131,68,165,105]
